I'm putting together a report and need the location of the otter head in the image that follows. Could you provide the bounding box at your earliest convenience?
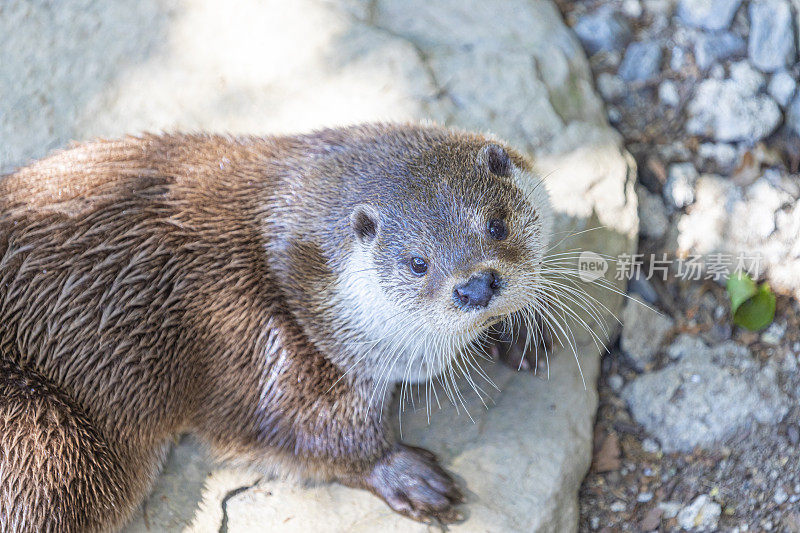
[339,135,552,385]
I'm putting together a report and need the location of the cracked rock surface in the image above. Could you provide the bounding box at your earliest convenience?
[1,1,636,531]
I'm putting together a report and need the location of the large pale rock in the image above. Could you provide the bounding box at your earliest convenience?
[686,73,781,143]
[1,1,637,531]
[624,335,790,453]
[677,173,800,299]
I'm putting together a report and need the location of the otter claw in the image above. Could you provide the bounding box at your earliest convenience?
[365,443,464,524]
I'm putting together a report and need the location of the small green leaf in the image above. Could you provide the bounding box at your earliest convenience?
[726,272,776,331]
[726,272,757,314]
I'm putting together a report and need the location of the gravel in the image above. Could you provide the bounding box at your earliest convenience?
[607,373,624,392]
[762,322,787,345]
[618,40,662,82]
[676,0,742,31]
[670,45,687,70]
[573,7,633,55]
[768,70,797,107]
[596,72,625,101]
[748,0,796,72]
[697,142,739,172]
[657,79,679,107]
[693,32,745,70]
[663,162,699,209]
[787,92,800,137]
[676,495,722,531]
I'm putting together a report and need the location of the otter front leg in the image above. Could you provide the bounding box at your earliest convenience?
[285,373,464,524]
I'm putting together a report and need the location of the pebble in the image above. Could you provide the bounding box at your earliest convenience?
[768,71,797,107]
[621,295,674,370]
[774,487,789,505]
[706,322,733,343]
[761,322,786,345]
[793,342,800,353]
[596,72,626,101]
[622,0,643,18]
[644,0,671,16]
[730,61,766,93]
[658,80,679,107]
[748,0,796,72]
[642,438,661,454]
[637,492,654,503]
[788,424,800,445]
[619,41,662,82]
[658,141,692,161]
[670,46,687,70]
[610,500,627,512]
[698,142,739,172]
[677,495,722,531]
[786,92,800,137]
[636,185,670,238]
[608,373,624,392]
[693,32,745,70]
[658,501,682,519]
[590,516,600,529]
[639,507,663,530]
[574,7,633,55]
[663,162,698,209]
[677,0,742,31]
[628,272,659,303]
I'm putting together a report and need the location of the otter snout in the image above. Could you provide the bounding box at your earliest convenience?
[453,270,501,310]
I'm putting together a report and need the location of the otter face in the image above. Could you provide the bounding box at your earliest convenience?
[342,140,552,382]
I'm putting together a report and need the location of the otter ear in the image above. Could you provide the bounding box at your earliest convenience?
[479,143,513,177]
[351,204,380,244]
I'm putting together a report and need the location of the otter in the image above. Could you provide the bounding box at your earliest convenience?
[0,123,552,531]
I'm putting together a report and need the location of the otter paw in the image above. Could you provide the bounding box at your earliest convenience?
[366,443,464,524]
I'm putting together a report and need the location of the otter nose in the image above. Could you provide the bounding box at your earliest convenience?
[453,270,500,310]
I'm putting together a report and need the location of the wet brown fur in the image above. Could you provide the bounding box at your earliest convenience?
[0,123,544,531]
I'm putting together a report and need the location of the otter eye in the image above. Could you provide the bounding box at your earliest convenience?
[409,257,428,276]
[488,219,508,240]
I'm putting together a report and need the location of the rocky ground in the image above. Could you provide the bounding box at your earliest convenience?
[556,0,800,531]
